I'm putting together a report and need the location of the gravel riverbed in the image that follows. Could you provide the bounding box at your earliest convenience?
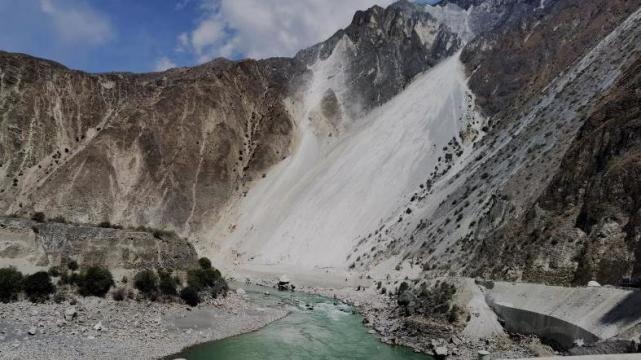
[0,293,287,360]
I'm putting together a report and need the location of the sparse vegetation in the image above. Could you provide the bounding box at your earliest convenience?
[99,221,112,228]
[396,281,459,321]
[31,212,46,223]
[50,216,67,224]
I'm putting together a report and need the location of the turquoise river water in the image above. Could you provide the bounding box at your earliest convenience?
[173,287,432,360]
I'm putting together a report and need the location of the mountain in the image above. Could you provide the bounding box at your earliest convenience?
[1,0,641,288]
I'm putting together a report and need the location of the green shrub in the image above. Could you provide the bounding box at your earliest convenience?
[50,216,67,224]
[112,287,126,301]
[134,270,159,297]
[187,268,222,290]
[98,221,112,228]
[211,280,229,299]
[53,292,66,304]
[180,287,200,307]
[78,266,114,297]
[398,281,410,295]
[198,257,212,269]
[31,212,46,223]
[48,266,62,277]
[23,272,55,302]
[67,260,79,271]
[158,270,177,296]
[0,267,23,303]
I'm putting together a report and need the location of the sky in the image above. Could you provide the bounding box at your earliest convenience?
[0,0,440,73]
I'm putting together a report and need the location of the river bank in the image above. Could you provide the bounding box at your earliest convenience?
[0,292,287,360]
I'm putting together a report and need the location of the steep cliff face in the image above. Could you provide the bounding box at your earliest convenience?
[493,55,641,286]
[348,0,641,287]
[462,0,641,285]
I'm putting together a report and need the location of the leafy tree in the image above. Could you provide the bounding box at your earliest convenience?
[158,269,177,296]
[98,221,112,228]
[112,287,126,301]
[198,257,212,269]
[23,272,55,302]
[134,270,159,297]
[31,212,46,223]
[180,287,200,307]
[48,266,62,277]
[187,267,228,298]
[67,260,79,271]
[78,266,114,297]
[187,268,221,290]
[0,267,23,303]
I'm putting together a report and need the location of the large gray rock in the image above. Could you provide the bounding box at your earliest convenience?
[64,307,77,321]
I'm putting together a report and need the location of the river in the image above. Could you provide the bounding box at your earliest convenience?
[172,286,432,360]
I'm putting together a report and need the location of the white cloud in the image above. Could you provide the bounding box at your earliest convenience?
[39,0,113,46]
[154,57,178,71]
[179,0,396,62]
[191,18,226,56]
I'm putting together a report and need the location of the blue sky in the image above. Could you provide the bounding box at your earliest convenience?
[0,0,440,73]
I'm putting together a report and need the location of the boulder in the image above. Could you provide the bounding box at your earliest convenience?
[93,321,103,331]
[434,346,448,357]
[587,281,601,287]
[28,327,37,336]
[64,307,77,321]
[236,288,246,295]
[277,275,293,291]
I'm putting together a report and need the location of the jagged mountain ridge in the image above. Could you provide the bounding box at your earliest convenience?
[0,0,460,239]
[1,0,640,285]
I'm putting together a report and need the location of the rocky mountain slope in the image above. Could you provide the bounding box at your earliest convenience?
[0,53,297,237]
[350,0,641,287]
[1,0,641,288]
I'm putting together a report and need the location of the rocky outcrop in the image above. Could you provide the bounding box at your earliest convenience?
[0,216,197,270]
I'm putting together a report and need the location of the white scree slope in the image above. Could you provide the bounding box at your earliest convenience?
[208,52,481,271]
